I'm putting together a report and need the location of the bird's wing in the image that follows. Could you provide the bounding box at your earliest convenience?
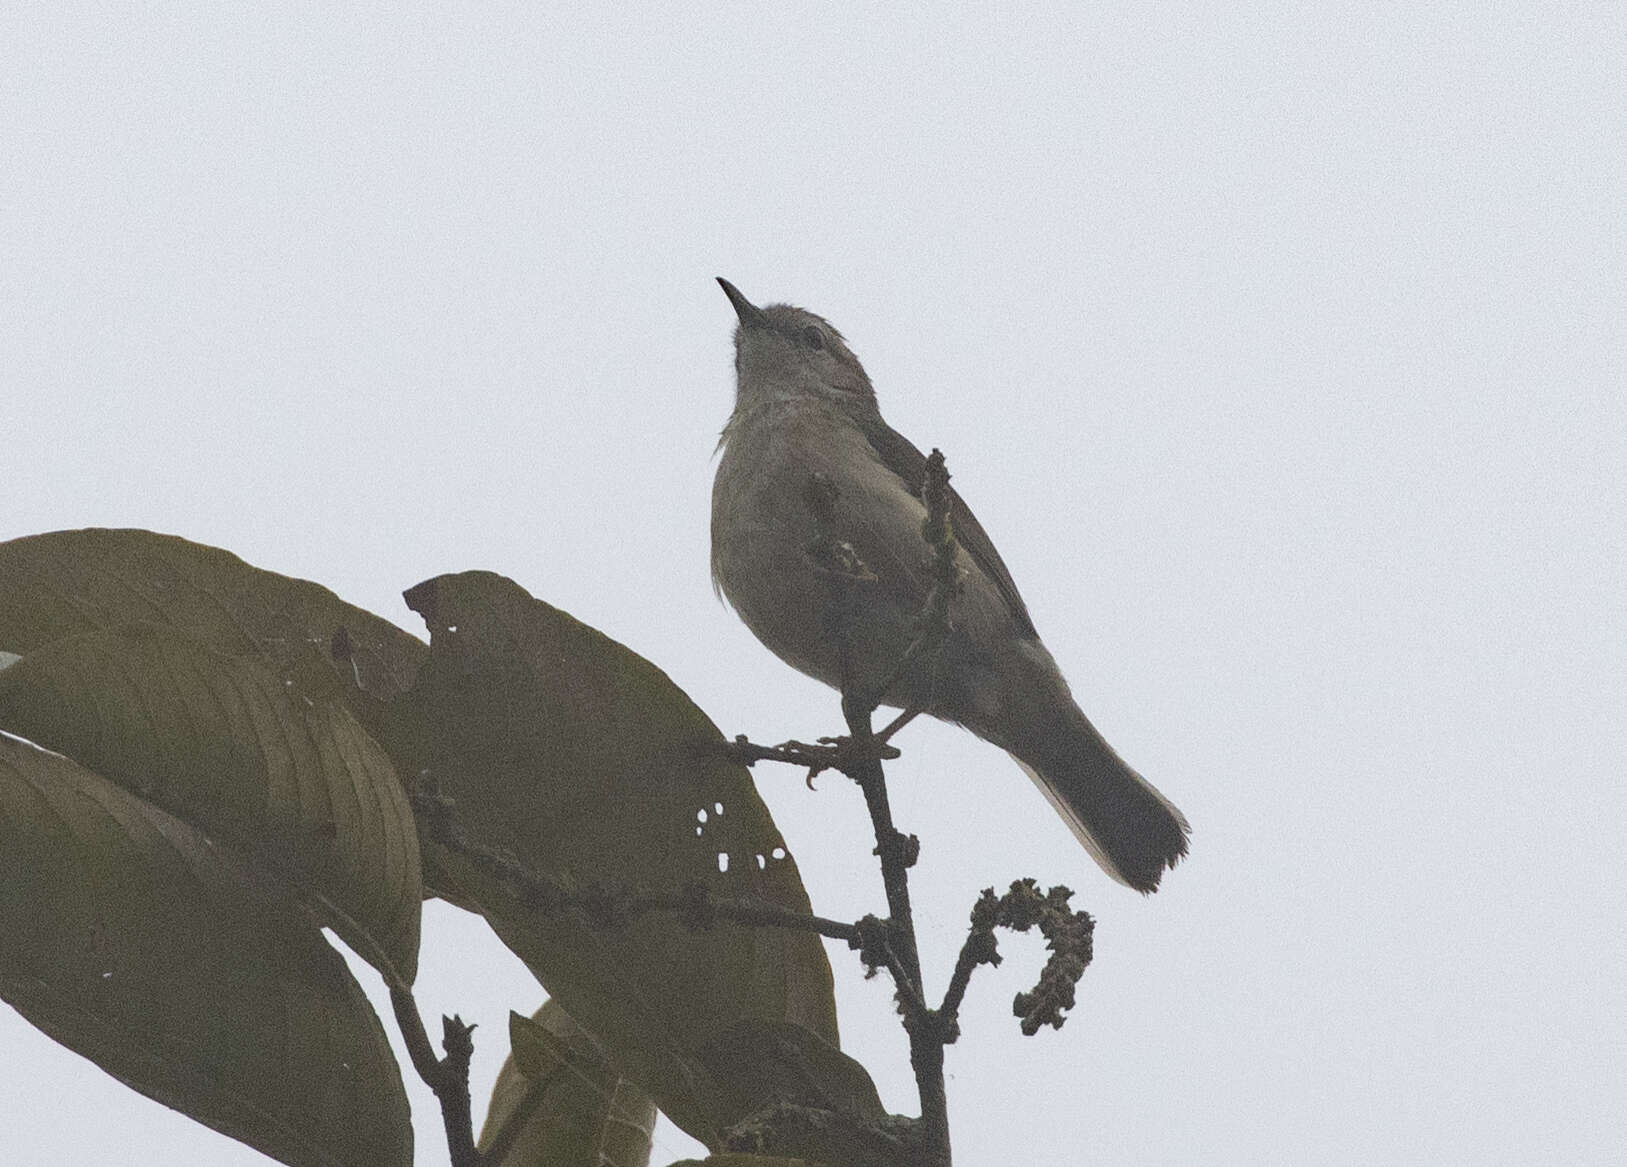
[856,414,1040,640]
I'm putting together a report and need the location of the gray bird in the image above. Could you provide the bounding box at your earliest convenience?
[710,279,1189,892]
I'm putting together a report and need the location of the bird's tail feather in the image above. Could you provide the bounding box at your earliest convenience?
[1004,701,1189,893]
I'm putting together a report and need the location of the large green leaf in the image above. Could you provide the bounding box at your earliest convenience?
[477,1001,657,1167]
[0,733,412,1167]
[0,528,426,728]
[389,571,844,1145]
[0,622,420,982]
[0,528,469,905]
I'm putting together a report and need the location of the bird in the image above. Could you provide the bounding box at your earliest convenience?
[709,278,1189,892]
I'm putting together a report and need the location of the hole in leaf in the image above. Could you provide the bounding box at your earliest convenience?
[716,852,729,873]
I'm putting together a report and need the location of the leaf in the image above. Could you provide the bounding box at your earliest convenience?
[695,1019,885,1129]
[478,1001,657,1167]
[389,571,843,1144]
[0,733,412,1167]
[0,528,470,905]
[0,622,421,983]
[0,528,426,729]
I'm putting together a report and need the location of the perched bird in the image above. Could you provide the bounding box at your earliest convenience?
[710,279,1189,892]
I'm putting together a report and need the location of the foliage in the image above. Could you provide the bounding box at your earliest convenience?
[0,520,1095,1165]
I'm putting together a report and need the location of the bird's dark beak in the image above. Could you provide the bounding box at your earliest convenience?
[716,277,769,330]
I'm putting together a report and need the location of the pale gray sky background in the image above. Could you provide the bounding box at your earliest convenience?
[4,4,1624,1165]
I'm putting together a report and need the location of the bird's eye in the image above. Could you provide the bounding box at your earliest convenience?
[801,325,825,350]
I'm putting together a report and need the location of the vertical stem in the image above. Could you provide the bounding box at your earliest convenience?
[437,1016,478,1167]
[389,986,480,1167]
[842,695,951,1165]
[812,459,955,1164]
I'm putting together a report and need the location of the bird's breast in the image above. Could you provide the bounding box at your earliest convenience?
[710,404,888,688]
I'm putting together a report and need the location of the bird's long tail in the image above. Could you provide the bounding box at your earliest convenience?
[998,694,1189,893]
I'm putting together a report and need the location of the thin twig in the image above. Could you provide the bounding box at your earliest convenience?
[876,706,922,744]
[414,791,866,947]
[852,448,964,715]
[937,929,996,1035]
[798,452,963,1164]
[840,696,948,1161]
[935,881,1096,1040]
[724,733,900,784]
[390,986,480,1167]
[437,1016,478,1165]
[850,914,926,1013]
[389,985,442,1084]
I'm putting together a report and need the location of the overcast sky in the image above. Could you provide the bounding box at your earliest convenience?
[4,4,1624,1165]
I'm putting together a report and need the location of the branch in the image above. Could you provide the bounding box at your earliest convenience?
[796,455,962,1162]
[389,986,479,1167]
[936,881,1096,1040]
[412,785,865,947]
[852,914,929,1017]
[724,732,900,785]
[840,695,946,1161]
[856,448,963,717]
[412,787,963,1160]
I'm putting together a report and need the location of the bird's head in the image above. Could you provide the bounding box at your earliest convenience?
[717,278,876,413]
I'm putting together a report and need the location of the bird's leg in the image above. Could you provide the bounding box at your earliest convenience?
[876,706,923,743]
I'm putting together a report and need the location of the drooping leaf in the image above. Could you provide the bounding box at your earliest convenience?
[388,571,844,1144]
[478,1001,657,1167]
[0,622,421,982]
[0,733,412,1167]
[0,528,426,729]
